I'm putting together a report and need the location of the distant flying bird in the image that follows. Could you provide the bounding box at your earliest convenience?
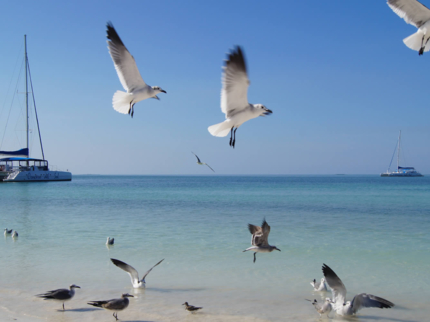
[88,293,134,321]
[310,277,328,291]
[36,284,80,311]
[191,152,215,172]
[208,46,272,148]
[111,258,164,288]
[182,302,203,313]
[106,237,114,245]
[322,264,394,316]
[307,298,332,318]
[106,22,166,118]
[243,218,280,263]
[4,228,12,235]
[387,0,430,55]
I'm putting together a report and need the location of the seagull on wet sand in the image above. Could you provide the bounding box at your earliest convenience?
[243,218,280,263]
[106,237,114,245]
[183,302,203,313]
[4,228,12,235]
[36,284,80,310]
[88,293,133,321]
[322,263,394,316]
[310,277,328,291]
[208,46,272,148]
[111,258,164,288]
[387,0,430,55]
[306,298,332,317]
[191,152,215,172]
[106,22,166,118]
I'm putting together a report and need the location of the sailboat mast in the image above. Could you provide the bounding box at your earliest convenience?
[397,130,401,171]
[24,35,29,159]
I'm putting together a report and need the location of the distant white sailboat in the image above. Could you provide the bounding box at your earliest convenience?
[381,131,423,177]
[0,36,71,182]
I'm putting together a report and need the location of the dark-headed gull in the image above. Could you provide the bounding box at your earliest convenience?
[322,264,394,316]
[191,152,215,172]
[36,284,80,310]
[310,277,327,291]
[208,46,272,148]
[88,293,134,321]
[182,302,203,313]
[307,298,332,317]
[243,219,280,263]
[388,0,430,55]
[111,258,164,288]
[106,22,166,118]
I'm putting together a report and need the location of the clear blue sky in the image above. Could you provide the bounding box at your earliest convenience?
[1,0,429,174]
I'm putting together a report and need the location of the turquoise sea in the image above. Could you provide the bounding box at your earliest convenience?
[1,175,430,322]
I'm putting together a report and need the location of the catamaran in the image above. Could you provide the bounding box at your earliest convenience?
[0,36,71,182]
[381,131,423,177]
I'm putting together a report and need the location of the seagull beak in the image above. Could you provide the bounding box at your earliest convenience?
[275,247,281,251]
[161,90,167,93]
[263,109,273,115]
[75,286,81,288]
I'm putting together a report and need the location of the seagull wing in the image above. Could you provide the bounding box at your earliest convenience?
[221,46,250,118]
[258,219,271,246]
[388,0,430,28]
[111,258,140,285]
[204,163,215,172]
[141,259,164,281]
[36,288,71,300]
[350,293,394,314]
[191,152,201,163]
[106,22,146,92]
[322,264,346,306]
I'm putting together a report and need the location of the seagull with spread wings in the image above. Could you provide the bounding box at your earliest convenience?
[322,263,394,316]
[191,152,215,172]
[110,258,164,288]
[388,0,430,55]
[106,22,166,118]
[208,46,272,148]
[243,218,280,263]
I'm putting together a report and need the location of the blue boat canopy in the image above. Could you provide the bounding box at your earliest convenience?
[0,148,29,157]
[0,157,45,162]
[398,166,415,170]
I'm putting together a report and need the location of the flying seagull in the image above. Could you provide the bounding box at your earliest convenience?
[322,263,394,316]
[191,152,215,172]
[306,298,332,317]
[4,228,12,235]
[111,258,164,288]
[106,22,166,118]
[208,46,272,148]
[310,277,328,291]
[88,293,134,321]
[182,302,203,313]
[243,218,280,263]
[387,0,430,55]
[106,237,114,245]
[36,284,80,310]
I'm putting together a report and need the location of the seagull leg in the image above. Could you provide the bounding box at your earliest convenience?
[229,127,234,146]
[253,252,256,263]
[232,128,237,148]
[62,303,65,310]
[113,312,118,320]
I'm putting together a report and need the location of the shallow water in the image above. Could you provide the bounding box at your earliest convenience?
[1,175,429,321]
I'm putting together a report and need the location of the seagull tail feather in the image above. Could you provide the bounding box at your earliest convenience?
[208,120,233,137]
[403,31,429,52]
[112,90,133,114]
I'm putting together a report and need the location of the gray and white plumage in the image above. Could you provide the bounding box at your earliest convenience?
[12,230,18,238]
[111,258,164,288]
[322,264,394,316]
[308,298,332,317]
[388,0,430,55]
[183,302,203,313]
[36,284,80,310]
[4,228,12,235]
[88,293,133,321]
[208,46,272,148]
[191,152,215,172]
[106,22,166,118]
[106,237,114,245]
[243,218,280,263]
[310,277,327,291]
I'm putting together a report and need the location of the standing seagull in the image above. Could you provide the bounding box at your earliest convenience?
[243,218,280,263]
[111,258,164,288]
[12,230,18,238]
[310,277,328,291]
[88,293,133,321]
[4,228,12,235]
[387,0,430,55]
[322,264,394,316]
[106,22,166,117]
[182,302,203,313]
[191,152,215,172]
[208,46,272,148]
[106,237,114,245]
[36,284,80,310]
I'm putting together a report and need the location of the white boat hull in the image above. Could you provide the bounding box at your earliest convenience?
[3,170,71,182]
[380,172,423,177]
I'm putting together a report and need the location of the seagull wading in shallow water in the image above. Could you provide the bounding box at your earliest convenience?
[307,298,332,318]
[106,237,114,245]
[88,293,133,321]
[191,152,215,172]
[36,284,80,310]
[310,277,328,291]
[182,302,203,313]
[208,46,272,148]
[388,0,430,55]
[322,264,394,316]
[106,22,166,118]
[111,258,164,288]
[243,219,280,263]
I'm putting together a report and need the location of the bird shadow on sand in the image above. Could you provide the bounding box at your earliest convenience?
[59,307,101,312]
